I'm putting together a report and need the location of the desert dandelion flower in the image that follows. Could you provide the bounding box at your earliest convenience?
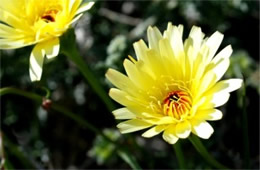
[106,23,242,144]
[0,0,94,81]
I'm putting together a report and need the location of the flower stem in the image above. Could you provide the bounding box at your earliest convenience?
[60,29,115,112]
[0,87,140,169]
[188,135,228,169]
[0,87,102,137]
[173,141,186,169]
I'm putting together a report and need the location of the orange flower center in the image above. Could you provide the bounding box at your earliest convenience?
[163,91,192,120]
[41,9,59,23]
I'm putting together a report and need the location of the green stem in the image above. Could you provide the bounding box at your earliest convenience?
[60,29,115,112]
[241,81,250,168]
[173,141,186,169]
[0,87,106,140]
[0,87,40,101]
[0,87,140,169]
[188,135,228,169]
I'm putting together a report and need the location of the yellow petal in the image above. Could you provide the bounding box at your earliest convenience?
[195,109,223,121]
[123,59,153,90]
[43,38,60,60]
[123,59,140,83]
[128,55,137,63]
[76,2,95,15]
[112,107,136,120]
[0,23,24,38]
[117,119,153,134]
[212,45,232,64]
[197,78,242,109]
[175,120,191,139]
[140,111,164,119]
[0,8,24,30]
[106,68,136,94]
[212,93,231,107]
[207,79,243,95]
[109,88,146,107]
[163,22,173,39]
[0,0,24,17]
[159,38,174,60]
[68,0,81,14]
[159,38,182,79]
[142,125,167,138]
[184,26,205,78]
[29,43,45,81]
[144,49,166,78]
[198,55,233,97]
[69,13,83,25]
[191,120,214,139]
[0,39,27,49]
[211,58,230,82]
[165,25,186,78]
[195,71,217,98]
[198,92,230,110]
[188,26,205,51]
[201,45,232,84]
[201,79,242,109]
[162,125,179,144]
[109,88,133,106]
[177,24,184,37]
[169,25,184,58]
[184,38,196,60]
[155,116,176,125]
[133,39,148,61]
[204,31,224,64]
[190,55,208,95]
[147,26,163,52]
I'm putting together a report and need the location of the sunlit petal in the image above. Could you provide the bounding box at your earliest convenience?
[117,119,153,134]
[175,120,191,139]
[142,125,167,138]
[29,43,45,81]
[43,38,60,60]
[112,108,136,120]
[163,125,179,144]
[191,120,214,139]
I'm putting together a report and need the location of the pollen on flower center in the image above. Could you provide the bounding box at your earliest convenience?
[163,91,192,120]
[41,9,59,23]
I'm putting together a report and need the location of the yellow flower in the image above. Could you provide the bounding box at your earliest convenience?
[106,23,242,144]
[0,0,94,81]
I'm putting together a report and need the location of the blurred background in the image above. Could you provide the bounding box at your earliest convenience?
[1,0,259,169]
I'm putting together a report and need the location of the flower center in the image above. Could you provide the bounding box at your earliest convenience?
[41,9,59,23]
[163,91,192,120]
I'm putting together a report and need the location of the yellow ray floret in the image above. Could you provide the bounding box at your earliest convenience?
[106,22,242,144]
[0,0,94,81]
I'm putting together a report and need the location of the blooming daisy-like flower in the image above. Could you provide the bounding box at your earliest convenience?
[0,0,94,81]
[106,23,242,144]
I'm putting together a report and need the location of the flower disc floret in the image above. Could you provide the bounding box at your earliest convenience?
[163,90,192,120]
